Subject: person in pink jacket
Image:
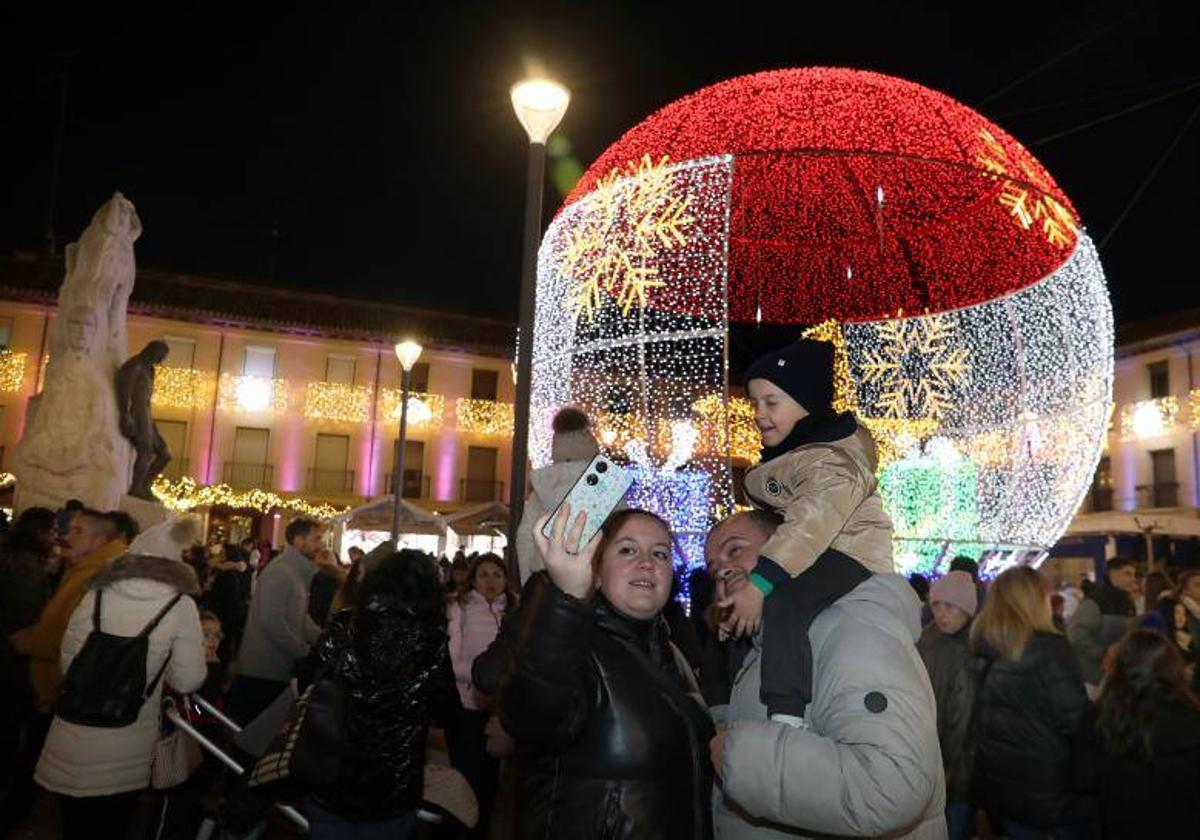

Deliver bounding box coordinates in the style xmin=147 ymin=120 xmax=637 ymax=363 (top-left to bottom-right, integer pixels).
xmin=446 ymin=553 xmax=516 ymax=837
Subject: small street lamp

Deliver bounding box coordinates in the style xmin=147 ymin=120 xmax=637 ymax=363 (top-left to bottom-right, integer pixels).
xmin=507 ymin=77 xmax=570 ymax=578
xmin=391 ymin=339 xmax=423 ymax=542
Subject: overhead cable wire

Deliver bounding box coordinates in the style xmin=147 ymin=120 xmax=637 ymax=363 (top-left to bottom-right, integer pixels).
xmin=978 ymin=2 xmax=1154 ymax=107
xmin=1099 ymin=97 xmax=1200 ymax=249
xmin=1028 ymin=80 xmax=1200 ymax=146
xmin=996 ymin=76 xmax=1200 ymax=118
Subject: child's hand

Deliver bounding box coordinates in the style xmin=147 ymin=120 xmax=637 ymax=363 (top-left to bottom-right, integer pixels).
xmin=718 ymin=580 xmax=764 ymax=639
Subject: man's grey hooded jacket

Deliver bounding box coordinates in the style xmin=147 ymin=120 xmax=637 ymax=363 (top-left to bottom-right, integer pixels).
xmin=714 ymin=574 xmax=947 ymax=839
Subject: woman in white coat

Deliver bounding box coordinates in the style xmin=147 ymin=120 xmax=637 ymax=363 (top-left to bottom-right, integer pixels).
xmin=36 ymin=518 xmax=206 ymax=839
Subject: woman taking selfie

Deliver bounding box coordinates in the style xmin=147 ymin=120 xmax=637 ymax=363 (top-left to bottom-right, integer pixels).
xmin=500 ymin=505 xmax=714 ymax=840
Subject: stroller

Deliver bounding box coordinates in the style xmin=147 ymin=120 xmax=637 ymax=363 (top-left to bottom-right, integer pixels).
xmin=163 ymin=691 xmax=477 ymax=838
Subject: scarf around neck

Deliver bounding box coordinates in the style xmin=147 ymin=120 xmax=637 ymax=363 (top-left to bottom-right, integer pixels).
xmin=759 ymin=410 xmax=858 ymax=464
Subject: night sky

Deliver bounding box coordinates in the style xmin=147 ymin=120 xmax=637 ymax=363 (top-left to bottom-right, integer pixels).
xmin=2 ymin=2 xmax=1197 ymax=327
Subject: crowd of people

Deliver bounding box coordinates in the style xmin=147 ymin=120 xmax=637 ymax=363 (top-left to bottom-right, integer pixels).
xmin=2 ymin=337 xmax=1200 ymax=839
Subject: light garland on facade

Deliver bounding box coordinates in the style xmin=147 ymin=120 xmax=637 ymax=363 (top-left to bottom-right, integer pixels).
xmin=455 ymin=398 xmax=514 ymax=437
xmin=1189 ymin=391 xmax=1200 ymax=432
xmin=1120 ymin=397 xmax=1180 ymax=442
xmin=151 ymin=366 xmax=215 ymax=410
xmin=380 ymin=390 xmax=445 ymax=431
xmin=218 ymin=373 xmax=289 ymax=414
xmin=151 ymin=476 xmax=347 ymax=519
xmin=303 ymin=382 xmax=372 ymax=423
xmin=0 ymin=349 xmax=27 ymax=393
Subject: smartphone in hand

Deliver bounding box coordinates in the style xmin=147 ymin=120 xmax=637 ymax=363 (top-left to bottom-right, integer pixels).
xmin=540 ymin=454 xmax=634 ymax=549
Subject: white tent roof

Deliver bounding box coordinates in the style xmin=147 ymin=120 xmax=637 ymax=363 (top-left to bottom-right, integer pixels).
xmin=443 ymin=502 xmax=510 ymax=537
xmin=1066 ymin=509 xmax=1200 ymax=538
xmin=332 ymin=495 xmax=447 ymax=536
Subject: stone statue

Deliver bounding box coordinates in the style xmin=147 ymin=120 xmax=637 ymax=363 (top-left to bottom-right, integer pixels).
xmin=117 ymin=341 xmax=171 ymax=500
xmin=11 ymin=193 xmax=141 ymax=513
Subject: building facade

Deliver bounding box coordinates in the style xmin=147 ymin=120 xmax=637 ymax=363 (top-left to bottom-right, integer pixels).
xmin=1080 ymin=311 xmax=1200 ymax=516
xmin=0 ymin=255 xmax=516 ymax=543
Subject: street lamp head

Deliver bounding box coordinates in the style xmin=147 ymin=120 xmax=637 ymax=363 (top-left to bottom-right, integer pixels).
xmin=394 ymin=340 xmax=423 ymax=372
xmin=511 ymin=79 xmax=570 ymax=144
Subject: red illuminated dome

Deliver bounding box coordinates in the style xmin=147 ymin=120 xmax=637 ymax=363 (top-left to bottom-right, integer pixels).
xmin=564 ymin=67 xmax=1080 ymax=324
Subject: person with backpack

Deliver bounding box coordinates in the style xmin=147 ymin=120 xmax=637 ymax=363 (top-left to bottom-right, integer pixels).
xmin=34 ymin=517 xmax=206 ymax=839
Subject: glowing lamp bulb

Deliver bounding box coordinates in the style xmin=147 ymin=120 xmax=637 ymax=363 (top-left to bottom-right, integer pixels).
xmin=406 ymin=397 xmax=433 ymax=424
xmin=1131 ymin=401 xmax=1166 ymax=439
xmin=394 ymin=340 xmax=423 ymax=372
xmin=511 ymin=79 xmax=571 ymax=144
xmin=236 ymin=377 xmax=272 ymax=412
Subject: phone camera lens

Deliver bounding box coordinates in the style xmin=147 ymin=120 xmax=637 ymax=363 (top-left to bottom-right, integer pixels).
xmin=596 ymin=461 xmax=608 ymax=473
xmin=586 ymin=474 xmax=599 ymax=486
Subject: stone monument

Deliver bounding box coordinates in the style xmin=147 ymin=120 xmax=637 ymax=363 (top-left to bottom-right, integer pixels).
xmin=11 ymin=192 xmax=141 ymax=513
xmin=117 ymin=340 xmax=172 ymax=500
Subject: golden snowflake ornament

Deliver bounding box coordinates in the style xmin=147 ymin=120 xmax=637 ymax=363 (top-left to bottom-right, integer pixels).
xmin=561 ymin=155 xmax=694 ymax=320
xmin=860 ymin=314 xmax=972 ymax=422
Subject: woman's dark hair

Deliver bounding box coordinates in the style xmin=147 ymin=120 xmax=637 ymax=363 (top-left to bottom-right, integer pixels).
xmin=3 ymin=507 xmax=57 ymax=556
xmin=1097 ymin=629 xmax=1200 ymax=758
xmin=461 ymin=553 xmax=517 ymax=606
xmin=353 ymin=549 xmax=446 ymax=630
xmin=591 ymin=508 xmax=675 ymax=576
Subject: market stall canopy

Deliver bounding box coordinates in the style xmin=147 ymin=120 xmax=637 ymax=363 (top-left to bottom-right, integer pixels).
xmin=333 ymin=495 xmax=447 ymax=536
xmin=1066 ymin=510 xmax=1200 ymax=538
xmin=443 ymin=502 xmax=510 ymax=537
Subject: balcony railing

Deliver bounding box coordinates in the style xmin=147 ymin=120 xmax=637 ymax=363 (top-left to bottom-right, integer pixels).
xmin=223 ymin=462 xmax=273 ymax=489
xmin=386 ymin=472 xmax=430 ymax=500
xmin=307 ymin=468 xmax=356 ymax=496
xmin=160 ymin=457 xmax=191 ymax=482
xmin=1135 ymin=482 xmax=1179 ymax=509
xmin=460 ymin=478 xmax=504 ymax=503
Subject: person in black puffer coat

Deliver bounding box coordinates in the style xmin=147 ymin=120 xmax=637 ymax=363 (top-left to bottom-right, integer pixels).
xmin=1074 ymin=629 xmax=1200 ymax=838
xmin=301 ymin=550 xmax=461 ymax=838
xmin=500 ymin=508 xmax=714 ymax=840
xmin=971 ymin=566 xmax=1096 ymax=838
xmin=203 ymin=544 xmax=251 ymax=662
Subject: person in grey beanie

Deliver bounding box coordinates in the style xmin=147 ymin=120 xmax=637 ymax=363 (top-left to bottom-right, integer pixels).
xmin=515 ymin=406 xmax=605 ymax=585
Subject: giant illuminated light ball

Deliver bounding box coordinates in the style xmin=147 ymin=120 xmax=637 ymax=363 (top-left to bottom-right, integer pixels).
xmin=530 ymin=68 xmax=1112 ymax=576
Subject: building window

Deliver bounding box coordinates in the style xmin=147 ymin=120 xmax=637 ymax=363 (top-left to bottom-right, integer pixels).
xmin=1090 ymin=456 xmax=1112 ymax=512
xmin=154 ymin=419 xmax=189 ymax=480
xmin=463 ymin=445 xmax=499 ymax=502
xmin=325 ymin=356 xmax=356 ymax=384
xmin=242 ymin=346 xmax=277 ymax=378
xmin=310 ymin=433 xmax=352 ymax=494
xmin=1148 ymin=361 xmax=1170 ymax=399
xmin=410 ymin=362 xmax=430 ymax=393
xmin=471 ymin=369 xmax=499 ymax=400
xmin=160 ymin=336 xmax=196 ymax=369
xmin=1147 ymin=449 xmax=1178 ymax=508
xmin=227 ymin=427 xmax=272 ymax=488
xmin=390 ymin=439 xmax=425 ymax=498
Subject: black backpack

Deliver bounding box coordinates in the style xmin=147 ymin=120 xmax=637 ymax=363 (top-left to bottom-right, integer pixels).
xmin=55 ymin=589 xmax=182 ymax=728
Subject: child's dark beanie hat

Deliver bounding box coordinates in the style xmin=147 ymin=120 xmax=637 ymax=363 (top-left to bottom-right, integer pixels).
xmin=744 ymin=339 xmax=836 ymax=415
